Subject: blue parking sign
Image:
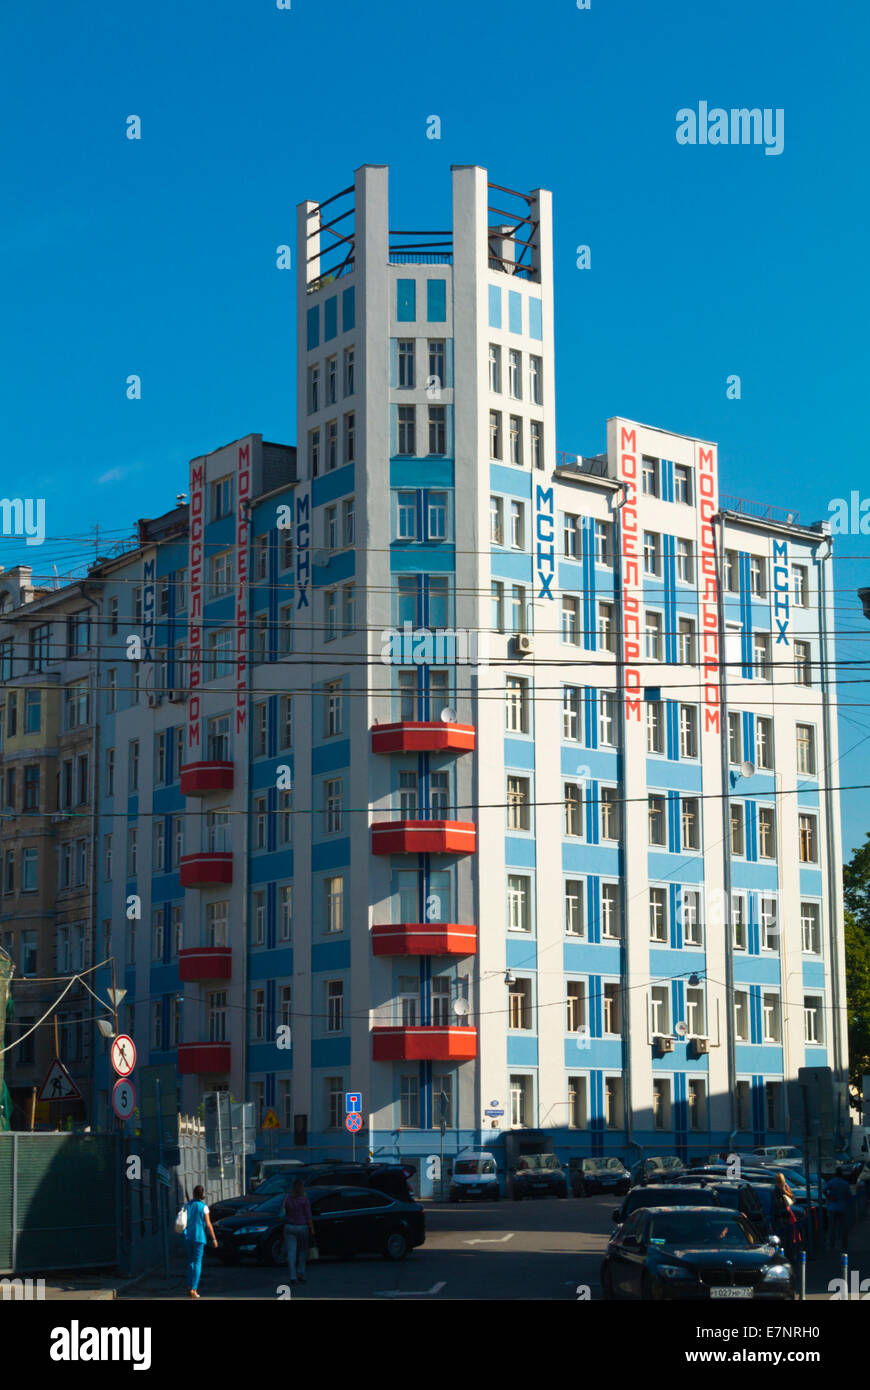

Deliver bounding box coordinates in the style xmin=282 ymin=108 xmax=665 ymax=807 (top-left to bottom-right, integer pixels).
xmin=345 ymin=1092 xmax=362 ymax=1114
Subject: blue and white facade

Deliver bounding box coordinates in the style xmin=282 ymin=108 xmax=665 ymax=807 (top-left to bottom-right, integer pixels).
xmin=89 ymin=165 xmax=846 ymax=1187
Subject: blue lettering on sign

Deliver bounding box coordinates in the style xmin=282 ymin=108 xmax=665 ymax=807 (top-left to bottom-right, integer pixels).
xmin=142 ymin=556 xmax=156 ymax=663
xmin=295 ymin=489 xmax=311 ymax=612
xmin=772 ymin=538 xmax=790 ymax=646
xmin=535 ymin=485 xmax=555 ymax=599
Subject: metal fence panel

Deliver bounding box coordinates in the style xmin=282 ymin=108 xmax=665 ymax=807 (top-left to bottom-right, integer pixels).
xmin=0 ymin=1133 xmax=117 ymax=1275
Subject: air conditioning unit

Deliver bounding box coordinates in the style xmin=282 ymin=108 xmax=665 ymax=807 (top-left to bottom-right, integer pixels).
xmin=692 ymin=1037 xmax=710 ymax=1056
xmin=147 ymin=692 xmax=163 ymax=708
xmin=656 ymin=1036 xmax=675 ymax=1054
xmin=511 ymin=633 xmax=533 ymax=657
xmin=167 ymin=691 xmax=187 ymax=704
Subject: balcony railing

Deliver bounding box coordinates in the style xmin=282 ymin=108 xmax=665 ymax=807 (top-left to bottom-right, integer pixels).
xmin=371 ymin=1025 xmax=477 ymax=1062
xmin=719 ymin=494 xmax=801 ymax=527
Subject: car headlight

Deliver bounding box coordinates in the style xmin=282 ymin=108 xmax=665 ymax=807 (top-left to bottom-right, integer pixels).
xmin=761 ymin=1264 xmax=792 ymax=1282
xmin=658 ymin=1265 xmax=694 ymax=1280
xmin=234 ymin=1225 xmax=271 ymax=1235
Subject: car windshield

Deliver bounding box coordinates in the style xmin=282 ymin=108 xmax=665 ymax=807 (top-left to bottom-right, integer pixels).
xmin=248 ymin=1194 xmax=286 ymax=1214
xmin=256 ymin=1175 xmax=297 ymax=1194
xmin=647 ymin=1157 xmax=683 ymax=1172
xmin=587 ymin=1158 xmax=624 ymax=1172
xmin=649 ymin=1211 xmax=756 ymax=1248
xmin=517 ymin=1154 xmax=561 ymax=1171
xmin=625 ymin=1188 xmax=716 ymax=1215
xmin=455 ymin=1159 xmax=495 ymax=1175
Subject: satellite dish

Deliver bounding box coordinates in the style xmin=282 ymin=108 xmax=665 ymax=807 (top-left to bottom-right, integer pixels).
xmin=453 ymin=998 xmax=470 ymax=1016
xmin=674 ymin=1021 xmax=688 ymax=1038
xmin=440 ymin=707 xmax=458 ymax=724
xmin=741 ymin=760 xmax=756 ymax=778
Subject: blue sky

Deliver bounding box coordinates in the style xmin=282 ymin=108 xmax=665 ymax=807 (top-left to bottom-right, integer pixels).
xmin=1 ymin=0 xmax=868 ymax=852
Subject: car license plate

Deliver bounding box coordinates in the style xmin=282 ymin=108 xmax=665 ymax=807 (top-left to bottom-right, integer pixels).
xmin=710 ymin=1287 xmax=753 ymax=1299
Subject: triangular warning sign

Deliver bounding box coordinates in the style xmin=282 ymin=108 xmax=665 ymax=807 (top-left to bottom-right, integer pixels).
xmin=261 ymin=1108 xmax=281 ymax=1130
xmin=37 ymin=1057 xmax=82 ymax=1102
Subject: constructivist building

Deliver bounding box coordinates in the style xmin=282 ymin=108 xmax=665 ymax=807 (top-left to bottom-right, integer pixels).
xmin=1 ymin=166 xmax=848 ymax=1192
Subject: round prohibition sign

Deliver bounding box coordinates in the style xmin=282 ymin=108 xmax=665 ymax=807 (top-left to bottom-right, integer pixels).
xmin=345 ymin=1113 xmax=363 ymax=1133
xmin=112 ymin=1078 xmax=136 ymax=1120
xmin=111 ymin=1034 xmax=136 ymax=1077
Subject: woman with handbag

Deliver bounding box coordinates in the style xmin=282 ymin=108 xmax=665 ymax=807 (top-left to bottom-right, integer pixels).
xmin=281 ymin=1178 xmax=315 ymax=1284
xmin=183 ymin=1185 xmax=218 ymax=1299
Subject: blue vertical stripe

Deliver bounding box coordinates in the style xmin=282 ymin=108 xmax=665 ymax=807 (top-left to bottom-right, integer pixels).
xmin=488 ymin=285 xmax=501 ymax=328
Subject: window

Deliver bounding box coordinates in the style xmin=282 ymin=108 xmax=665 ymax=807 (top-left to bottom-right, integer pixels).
xmin=29 ymin=623 xmax=51 ymax=671
xmin=326 ymin=356 xmax=337 ymax=404
xmin=801 ymin=901 xmax=821 ymax=954
xmin=749 ymin=556 xmax=767 ymax=597
xmin=650 ymin=985 xmax=670 ymax=1036
xmin=510 ymin=500 xmax=525 ymax=549
xmin=153 ymin=819 xmax=165 ymax=872
xmin=530 ymin=421 xmax=543 ymax=469
xmin=324 ymin=779 xmax=342 ymax=834
xmin=753 ymin=632 xmax=771 ymax=680
xmin=561 ymin=597 xmax=580 ymax=645
xmin=400 ymin=1074 xmax=420 ymax=1128
xmin=21 ymin=847 xmax=37 ymax=892
xmin=681 ymin=797 xmax=700 ymax=850
xmin=645 ymin=611 xmax=663 ymax=661
xmin=593 ymin=520 xmax=612 ymax=567
xmin=734 ymin=990 xmax=750 ymax=1041
xmin=687 ymin=1079 xmax=706 ymax=1131
xmin=568 ymin=1077 xmax=587 ymax=1130
xmin=326 ymin=980 xmax=344 ymax=1033
xmin=652 ymin=1079 xmax=671 ymax=1131
xmin=428 ymin=339 xmax=445 ymax=388
xmin=649 ymin=888 xmax=668 ymax=943
xmin=562 ymin=686 xmax=581 ymax=741
xmin=642 ymin=456 xmax=659 ymax=497
xmin=279 ymin=695 xmax=293 ymax=751
xmin=508 ymin=348 xmax=521 ymax=397
xmin=208 ymin=990 xmax=228 ymax=1042
xmin=489 ymin=410 xmax=502 ymax=459
xmin=794 ymin=639 xmax=812 ymax=687
xmin=529 ymin=355 xmax=542 ymax=404
xmin=758 ymin=807 xmax=776 ymax=859
xmin=105 ymin=748 xmax=115 ymax=796
xmin=564 ymin=782 xmax=583 ymax=838
xmin=397 ymin=405 xmax=416 ymax=455
xmin=686 ymin=986 xmax=706 ymax=1037
xmin=679 ymin=704 xmax=698 ymax=758
xmin=736 ymin=1080 xmax=752 ymax=1130
xmin=603 ymin=984 xmax=622 ymax=1035
xmin=677 ymin=617 xmax=696 ymax=665
xmin=65 ymin=679 xmax=89 ymax=729
xmin=724 ymin=550 xmax=740 ymax=592
xmin=507 ymin=776 xmax=531 ymax=832
xmin=673 ymin=464 xmax=693 ymax=504
xmin=508 ymin=415 xmax=522 ymax=466
xmin=792 ymin=564 xmax=809 ymax=607
xmin=488 ymin=343 xmax=501 ymax=392
xmin=279 ymin=885 xmax=293 ymax=942
xmin=309 ymin=427 xmax=320 ymax=476
xmin=646 ymin=701 xmax=663 ymax=754
xmin=428 ymin=406 xmax=446 ymax=456
xmin=325 ymin=680 xmax=343 ymax=736
xmin=505 ymin=675 xmax=529 ymax=734
xmin=398 ymin=339 xmax=415 ymax=388
xmin=508 ymin=978 xmax=533 ymax=1030
xmin=427 ymin=492 xmax=447 ymax=541
xmin=25 ymin=689 xmax=41 ymax=733
xmin=152 ymin=909 xmax=165 ymax=961
xmin=796 ymin=724 xmax=816 ymax=775
xmin=566 ymin=981 xmax=587 ymax=1033
xmin=682 ymin=888 xmax=703 ymax=945
xmin=128 ymin=739 xmax=140 ymax=792
xmin=600 ymin=786 xmax=620 ymax=841
xmin=308 ymin=363 xmax=320 ymax=413
xmin=728 ymin=712 xmax=742 ymax=765
xmin=604 ymin=1077 xmax=623 ymax=1129
xmin=601 ymin=883 xmax=621 ymax=939
xmin=206 ymin=808 xmax=229 ymax=853
xmin=599 ymin=691 xmax=617 ymax=747
xmin=103 ymin=833 xmax=113 ymax=881
xmin=490 ymin=495 xmax=504 ymax=545
xmin=565 ymin=879 xmax=585 ymax=937
xmin=325 ymin=876 xmax=344 ymax=933
xmin=211 ymin=550 xmax=233 ymax=597
xmin=732 ymin=893 xmax=748 ymax=950
xmin=730 ymin=803 xmax=745 ymax=856
xmin=23 ymin=765 xmax=40 ymax=811
xmin=799 ymin=812 xmax=818 ymax=863
xmin=762 ymin=992 xmax=781 ymax=1042
xmin=643 ymin=531 xmax=661 ymax=576
xmin=507 ymin=874 xmax=531 ymax=933
xmin=598 ymin=602 xmax=616 ymax=653
xmin=803 ymin=996 xmax=823 ymax=1045
xmin=648 ymin=795 xmax=666 ymax=846
xmin=326 ymin=1077 xmax=344 ymax=1130
xmin=206 ymin=901 xmax=229 ymax=947
xmin=761 ymin=896 xmax=779 ymax=951
xmin=675 ymin=538 xmax=694 ymax=584
xmin=755 ymin=716 xmax=773 ymax=770
xmin=563 ymin=512 xmax=580 ymax=559
xmin=207 ymin=627 xmax=233 ymax=678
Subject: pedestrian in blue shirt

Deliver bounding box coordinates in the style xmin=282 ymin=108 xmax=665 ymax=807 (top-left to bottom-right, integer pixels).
xmin=185 ymin=1185 xmax=217 ymax=1299
xmin=825 ymin=1169 xmax=852 ymax=1252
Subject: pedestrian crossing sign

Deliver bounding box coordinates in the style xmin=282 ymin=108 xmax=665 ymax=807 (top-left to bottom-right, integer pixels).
xmin=261 ymin=1108 xmax=281 ymax=1129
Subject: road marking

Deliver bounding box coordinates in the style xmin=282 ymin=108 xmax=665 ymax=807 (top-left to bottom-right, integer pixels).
xmin=464 ymin=1233 xmax=515 ymax=1246
xmin=375 ymin=1281 xmax=446 ymax=1298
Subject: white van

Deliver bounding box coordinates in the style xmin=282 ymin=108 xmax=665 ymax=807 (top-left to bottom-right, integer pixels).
xmin=448 ymin=1152 xmax=500 ymax=1201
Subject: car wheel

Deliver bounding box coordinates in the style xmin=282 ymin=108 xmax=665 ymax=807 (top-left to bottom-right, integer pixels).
xmin=384 ymin=1230 xmax=409 ymax=1261
xmin=269 ymin=1235 xmax=286 ymax=1267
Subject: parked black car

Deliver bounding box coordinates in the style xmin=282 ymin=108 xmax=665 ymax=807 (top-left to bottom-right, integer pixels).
xmin=210 ymin=1161 xmax=415 ymax=1223
xmin=629 ymin=1156 xmax=686 ymax=1186
xmin=612 ymin=1183 xmax=722 ymax=1228
xmin=650 ymin=1174 xmax=770 ymax=1239
xmin=512 ymin=1154 xmax=568 ymax=1199
xmin=572 ymin=1157 xmax=631 ymax=1197
xmin=213 ymin=1184 xmax=425 ymax=1264
xmin=601 ymin=1207 xmax=794 ymax=1301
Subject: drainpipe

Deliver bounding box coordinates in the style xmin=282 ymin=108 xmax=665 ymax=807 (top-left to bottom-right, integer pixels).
xmin=712 ymin=517 xmax=738 ymax=1147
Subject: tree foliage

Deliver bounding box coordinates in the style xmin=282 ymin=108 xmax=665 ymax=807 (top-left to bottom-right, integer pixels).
xmin=844 ymin=833 xmax=870 ymax=1087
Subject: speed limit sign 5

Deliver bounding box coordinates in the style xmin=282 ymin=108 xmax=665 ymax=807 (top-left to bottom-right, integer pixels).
xmin=112 ymin=1078 xmax=136 ymax=1119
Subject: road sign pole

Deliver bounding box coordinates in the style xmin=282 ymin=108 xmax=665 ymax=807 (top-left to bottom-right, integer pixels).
xmin=156 ymin=1077 xmax=168 ymax=1278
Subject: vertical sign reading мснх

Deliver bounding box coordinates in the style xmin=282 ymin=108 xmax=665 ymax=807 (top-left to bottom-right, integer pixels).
xmin=619 ymin=425 xmax=641 ymax=722
xmin=188 ymin=460 xmax=204 ymax=758
xmin=697 ymin=446 xmax=720 ymax=734
xmin=236 ymin=444 xmax=251 ymax=735
xmin=295 ymin=483 xmax=311 ymax=614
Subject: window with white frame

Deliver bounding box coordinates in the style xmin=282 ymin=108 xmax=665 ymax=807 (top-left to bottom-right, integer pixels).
xmin=600 ymin=786 xmax=620 ymax=841
xmin=645 ymin=611 xmax=663 ymax=661
xmin=682 ymin=889 xmax=703 ymax=946
xmin=762 ymin=992 xmax=781 ymax=1042
xmin=681 ymin=797 xmax=700 ymax=851
xmin=801 ymin=901 xmax=821 ymax=954
xmin=653 ymin=1078 xmax=672 ymax=1131
xmin=601 ymin=883 xmax=621 ymax=939
xmin=599 ymin=691 xmax=617 ymax=747
xmin=647 ymin=700 xmax=663 ymax=754
xmin=758 ymin=807 xmax=776 ymax=859
xmin=508 ymin=978 xmax=533 ymax=1030
xmin=673 ymin=464 xmax=693 ymax=504
xmin=799 ymin=812 xmax=818 ymax=863
xmin=650 ymin=985 xmax=670 ymax=1036
xmin=649 ymin=888 xmax=668 ymax=943
xmin=565 ymin=879 xmax=585 ymax=937
xmin=507 ymin=775 xmax=531 ymax=832
xmin=648 ymin=795 xmax=667 ymax=846
xmin=568 ymin=1076 xmax=588 ymax=1130
xmin=564 ymin=782 xmax=583 ymax=837
xmin=677 ymin=617 xmax=697 ymax=665
xmin=602 ymin=984 xmax=622 ymax=1035
xmin=566 ymin=981 xmax=587 ymax=1033
xmin=679 ymin=704 xmax=698 ymax=758
xmin=761 ymin=895 xmax=779 ymax=951
xmin=562 ymin=685 xmax=581 ymax=741
xmin=803 ymin=996 xmax=823 ymax=1044
xmin=796 ymin=724 xmax=816 ymax=775
xmin=505 ymin=675 xmax=529 ymax=734
xmin=675 ymin=538 xmax=694 ymax=583
xmin=687 ymin=1078 xmax=707 ymax=1130
xmin=734 ymin=989 xmax=750 ymax=1041
xmin=732 ymin=892 xmax=748 ymax=949
xmin=728 ymin=711 xmax=742 ymax=765
xmin=685 ymin=986 xmax=706 ymax=1036
xmin=507 ymin=874 xmax=531 ymax=933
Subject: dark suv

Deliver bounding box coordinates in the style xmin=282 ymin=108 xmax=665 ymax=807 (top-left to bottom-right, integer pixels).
xmin=612 ymin=1183 xmax=722 ymax=1229
xmin=210 ymin=1162 xmax=415 ymax=1224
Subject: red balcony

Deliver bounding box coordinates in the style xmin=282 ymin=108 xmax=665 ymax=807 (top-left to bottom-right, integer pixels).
xmin=371 ymin=1026 xmax=478 ymax=1062
xmin=371 ymin=923 xmax=477 ymax=956
xmin=180 ymin=852 xmax=233 ymax=888
xmin=177 ymin=1042 xmax=231 ymax=1074
xmin=371 ymin=722 xmax=476 ymax=755
xmin=180 ymin=761 xmax=235 ymax=795
xmin=178 ymin=947 xmax=233 ymax=982
xmin=371 ymin=820 xmax=476 ymax=856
